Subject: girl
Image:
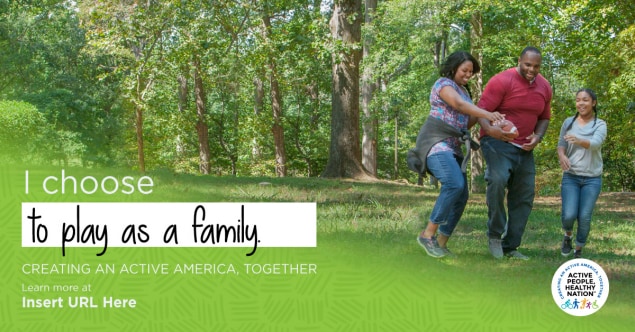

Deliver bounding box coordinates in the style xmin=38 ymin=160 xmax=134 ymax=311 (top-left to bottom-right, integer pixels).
xmin=557 ymin=88 xmax=607 ymax=258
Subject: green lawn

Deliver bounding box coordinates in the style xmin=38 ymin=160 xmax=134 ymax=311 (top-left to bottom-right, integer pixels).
xmin=151 ymin=171 xmax=635 ymax=319
xmin=8 ymin=167 xmax=635 ymax=330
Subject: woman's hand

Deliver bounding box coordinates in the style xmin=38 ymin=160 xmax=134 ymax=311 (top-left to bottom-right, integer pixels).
xmin=558 ymin=155 xmax=571 ymax=171
xmin=557 ymin=147 xmax=570 ymax=171
xmin=564 ymin=134 xmax=579 ymax=145
xmin=487 ymin=112 xmax=505 ymax=123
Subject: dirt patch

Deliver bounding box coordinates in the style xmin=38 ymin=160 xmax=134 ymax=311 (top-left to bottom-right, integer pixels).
xmin=596 ymin=192 xmax=635 ymax=213
xmin=535 ymin=192 xmax=635 ymax=213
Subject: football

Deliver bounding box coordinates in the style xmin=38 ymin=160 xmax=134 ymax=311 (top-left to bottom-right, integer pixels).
xmin=494 ymin=119 xmax=519 ymax=138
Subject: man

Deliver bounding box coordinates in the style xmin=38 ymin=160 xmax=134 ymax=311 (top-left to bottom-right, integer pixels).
xmin=477 ymin=46 xmax=552 ymax=260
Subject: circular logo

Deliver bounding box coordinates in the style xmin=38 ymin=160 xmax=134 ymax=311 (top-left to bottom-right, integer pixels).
xmin=551 ymin=258 xmax=609 ymax=316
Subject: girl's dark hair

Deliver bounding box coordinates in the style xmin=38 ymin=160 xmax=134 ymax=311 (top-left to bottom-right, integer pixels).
xmin=567 ymin=88 xmax=598 ymax=131
xmin=439 ymin=51 xmax=480 ymax=80
xmin=439 ymin=51 xmax=479 ymax=98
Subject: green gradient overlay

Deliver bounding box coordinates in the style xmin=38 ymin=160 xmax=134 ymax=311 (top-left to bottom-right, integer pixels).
xmin=1 ymin=165 xmax=633 ymax=331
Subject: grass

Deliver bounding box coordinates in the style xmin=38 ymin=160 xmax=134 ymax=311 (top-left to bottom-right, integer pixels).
xmin=150 ymin=171 xmax=635 ymax=281
xmin=13 ymin=166 xmax=635 ymax=329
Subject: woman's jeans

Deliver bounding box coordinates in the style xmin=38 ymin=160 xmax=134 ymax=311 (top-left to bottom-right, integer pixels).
xmin=561 ymin=172 xmax=602 ymax=248
xmin=426 ymin=151 xmax=468 ymax=237
xmin=480 ymin=137 xmax=535 ymax=251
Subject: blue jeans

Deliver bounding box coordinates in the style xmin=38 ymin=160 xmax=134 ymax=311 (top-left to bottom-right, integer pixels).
xmin=561 ymin=173 xmax=602 ymax=248
xmin=481 ymin=137 xmax=536 ymax=251
xmin=426 ymin=151 xmax=469 ymax=237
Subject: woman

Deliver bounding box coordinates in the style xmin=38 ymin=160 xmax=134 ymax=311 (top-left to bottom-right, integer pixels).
xmin=416 ymin=51 xmax=504 ymax=258
xmin=558 ymin=88 xmax=607 ymax=258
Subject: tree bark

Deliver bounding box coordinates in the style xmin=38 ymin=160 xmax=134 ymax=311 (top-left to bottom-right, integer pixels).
xmin=322 ymin=0 xmax=372 ymax=180
xmin=262 ymin=15 xmax=287 ymax=177
xmin=432 ymin=31 xmax=448 ymax=68
xmin=470 ymin=11 xmax=485 ymax=193
xmin=193 ymin=55 xmax=211 ymax=175
xmin=134 ymin=101 xmax=145 ymax=173
xmin=393 ymin=112 xmax=398 ymax=178
xmin=361 ymin=0 xmax=378 ymax=176
xmin=177 ymin=67 xmax=189 ymax=113
xmin=269 ymin=66 xmax=287 ymax=177
xmin=252 ymin=77 xmax=264 ymax=159
xmin=176 ymin=66 xmax=189 ymax=156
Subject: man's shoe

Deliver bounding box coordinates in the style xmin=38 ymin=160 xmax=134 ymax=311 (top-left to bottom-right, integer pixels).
xmin=417 ymin=236 xmax=446 ymax=258
xmin=561 ymin=236 xmax=573 ymax=256
xmin=574 ymin=249 xmax=582 ymax=258
xmin=505 ymin=250 xmax=529 ymax=260
xmin=488 ymin=238 xmax=504 ymax=259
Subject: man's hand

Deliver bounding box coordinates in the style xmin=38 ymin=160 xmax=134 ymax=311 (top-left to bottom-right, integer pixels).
xmin=521 ymin=134 xmax=541 ymax=151
xmin=487 ymin=125 xmax=515 ymax=142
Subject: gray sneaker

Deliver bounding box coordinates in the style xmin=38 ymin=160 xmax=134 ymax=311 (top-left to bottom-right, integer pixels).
xmin=574 ymin=249 xmax=582 ymax=258
xmin=505 ymin=250 xmax=529 ymax=260
xmin=561 ymin=236 xmax=573 ymax=256
xmin=417 ymin=236 xmax=446 ymax=258
xmin=439 ymin=247 xmax=455 ymax=257
xmin=488 ymin=238 xmax=504 ymax=259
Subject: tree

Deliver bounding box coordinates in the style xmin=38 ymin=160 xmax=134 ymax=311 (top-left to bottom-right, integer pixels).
xmin=261 ymin=12 xmax=287 ymax=177
xmin=0 ymin=1 xmax=122 ymax=166
xmin=193 ymin=54 xmax=211 ymax=174
xmin=361 ymin=0 xmax=379 ymax=176
xmin=3 ymin=0 xmax=634 ymax=188
xmin=469 ymin=10 xmax=485 ymax=193
xmin=322 ymin=0 xmax=373 ymax=179
xmin=0 ymin=100 xmax=50 ymax=162
xmin=79 ymin=0 xmax=170 ymax=172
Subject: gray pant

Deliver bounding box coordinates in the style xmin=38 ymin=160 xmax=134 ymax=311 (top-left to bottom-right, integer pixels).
xmin=481 ymin=137 xmax=536 ymax=252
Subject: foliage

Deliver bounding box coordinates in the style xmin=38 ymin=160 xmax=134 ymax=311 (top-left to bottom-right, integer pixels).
xmin=0 ymin=0 xmax=634 ymax=189
xmin=0 ymin=100 xmax=50 ymax=161
xmin=543 ymin=0 xmax=635 ymax=191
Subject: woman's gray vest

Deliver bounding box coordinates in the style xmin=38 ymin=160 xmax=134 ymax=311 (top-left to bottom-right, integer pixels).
xmin=407 ymin=116 xmax=480 ymax=184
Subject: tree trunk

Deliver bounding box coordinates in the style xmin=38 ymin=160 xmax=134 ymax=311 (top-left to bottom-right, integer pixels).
xmin=432 ymin=31 xmax=448 ymax=68
xmin=361 ymin=0 xmax=378 ymax=176
xmin=193 ymin=55 xmax=211 ymax=175
xmin=294 ymin=95 xmax=313 ymax=176
xmin=470 ymin=11 xmax=485 ymax=193
xmin=269 ymin=66 xmax=287 ymax=177
xmin=393 ymin=112 xmax=398 ymax=179
xmin=134 ymin=101 xmax=145 ymax=173
xmin=177 ymin=67 xmax=189 ymax=113
xmin=214 ymin=92 xmax=238 ymax=176
xmin=262 ymin=15 xmax=287 ymax=177
xmin=252 ymin=76 xmax=264 ymax=159
xmin=322 ymin=0 xmax=372 ymax=180
xmin=176 ymin=66 xmax=189 ymax=156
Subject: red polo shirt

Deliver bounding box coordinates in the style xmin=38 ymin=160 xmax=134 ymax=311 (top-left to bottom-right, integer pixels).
xmin=478 ymin=68 xmax=552 ymax=145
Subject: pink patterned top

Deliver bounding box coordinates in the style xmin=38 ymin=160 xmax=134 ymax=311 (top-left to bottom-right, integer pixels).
xmin=428 ymin=77 xmax=471 ymax=157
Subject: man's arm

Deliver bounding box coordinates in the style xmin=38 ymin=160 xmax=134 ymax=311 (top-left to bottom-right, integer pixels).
xmin=477 ymin=71 xmax=512 ymax=141
xmin=522 ymin=119 xmax=549 ymax=151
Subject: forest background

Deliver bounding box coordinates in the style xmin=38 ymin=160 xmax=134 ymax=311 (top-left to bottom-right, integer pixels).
xmin=1 ymin=0 xmax=634 ymax=193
